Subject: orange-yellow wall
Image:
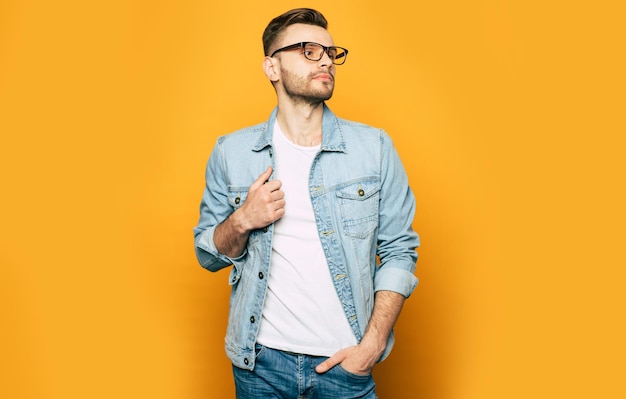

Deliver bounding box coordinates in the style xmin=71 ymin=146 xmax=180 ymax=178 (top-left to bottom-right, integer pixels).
xmin=1 ymin=0 xmax=624 ymax=398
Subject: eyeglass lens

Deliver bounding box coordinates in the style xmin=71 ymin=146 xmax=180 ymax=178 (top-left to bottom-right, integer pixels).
xmin=304 ymin=43 xmax=346 ymax=65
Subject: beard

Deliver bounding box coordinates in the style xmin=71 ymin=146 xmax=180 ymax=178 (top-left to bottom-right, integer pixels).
xmin=280 ymin=67 xmax=334 ymax=106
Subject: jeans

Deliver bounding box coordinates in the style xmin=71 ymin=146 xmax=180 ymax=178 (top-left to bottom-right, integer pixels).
xmin=232 ymin=344 xmax=377 ymax=399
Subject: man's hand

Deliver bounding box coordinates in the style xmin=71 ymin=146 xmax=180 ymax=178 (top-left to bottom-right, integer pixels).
xmin=315 ymin=342 xmax=382 ymax=376
xmin=315 ymin=291 xmax=406 ymax=376
xmin=214 ymin=166 xmax=284 ymax=258
xmin=238 ymin=166 xmax=285 ymax=231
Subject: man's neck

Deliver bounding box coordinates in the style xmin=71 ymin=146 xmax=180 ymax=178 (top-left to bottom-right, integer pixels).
xmin=275 ymin=101 xmax=324 ymax=147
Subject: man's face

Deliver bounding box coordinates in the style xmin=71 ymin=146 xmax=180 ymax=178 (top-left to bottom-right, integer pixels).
xmin=270 ymin=24 xmax=337 ymax=104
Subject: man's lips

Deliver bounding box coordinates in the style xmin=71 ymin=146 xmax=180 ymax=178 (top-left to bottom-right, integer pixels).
xmin=313 ymin=73 xmax=334 ymax=82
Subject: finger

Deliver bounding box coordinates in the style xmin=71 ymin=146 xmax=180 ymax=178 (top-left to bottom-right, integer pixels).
xmin=315 ymin=352 xmax=344 ymax=374
xmin=273 ymin=205 xmax=286 ymax=220
xmin=273 ymin=198 xmax=286 ymax=209
xmin=249 ymin=166 xmax=273 ymax=190
xmin=269 ymin=188 xmax=285 ymax=200
xmin=264 ymin=179 xmax=282 ymax=193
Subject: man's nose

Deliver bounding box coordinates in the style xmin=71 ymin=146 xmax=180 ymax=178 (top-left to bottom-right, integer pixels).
xmin=318 ymin=49 xmax=333 ymax=67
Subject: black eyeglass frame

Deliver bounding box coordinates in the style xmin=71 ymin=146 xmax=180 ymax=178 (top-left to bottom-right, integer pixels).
xmin=269 ymin=42 xmax=349 ymax=65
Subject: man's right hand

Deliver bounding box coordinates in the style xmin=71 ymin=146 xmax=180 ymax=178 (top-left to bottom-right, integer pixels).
xmin=238 ymin=166 xmax=285 ymax=231
xmin=213 ymin=166 xmax=284 ymax=258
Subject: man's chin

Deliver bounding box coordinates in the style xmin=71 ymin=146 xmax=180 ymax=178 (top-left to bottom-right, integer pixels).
xmin=316 ymin=87 xmax=334 ymax=101
xmin=286 ymin=87 xmax=334 ymax=104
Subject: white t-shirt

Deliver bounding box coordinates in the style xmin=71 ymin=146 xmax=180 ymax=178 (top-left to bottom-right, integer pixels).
xmin=256 ymin=122 xmax=357 ymax=356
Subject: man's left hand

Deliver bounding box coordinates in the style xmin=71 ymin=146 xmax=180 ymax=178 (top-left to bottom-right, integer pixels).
xmin=315 ymin=343 xmax=381 ymax=376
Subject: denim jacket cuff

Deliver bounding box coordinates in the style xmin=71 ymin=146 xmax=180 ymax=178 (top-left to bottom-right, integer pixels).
xmin=195 ymin=225 xmax=245 ymax=271
xmin=374 ymin=266 xmax=419 ymax=298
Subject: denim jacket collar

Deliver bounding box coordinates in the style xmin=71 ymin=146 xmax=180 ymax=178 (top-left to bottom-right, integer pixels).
xmin=252 ymin=103 xmax=346 ymax=153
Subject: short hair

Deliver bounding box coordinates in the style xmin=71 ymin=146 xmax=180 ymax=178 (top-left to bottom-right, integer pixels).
xmin=262 ymin=8 xmax=328 ymax=56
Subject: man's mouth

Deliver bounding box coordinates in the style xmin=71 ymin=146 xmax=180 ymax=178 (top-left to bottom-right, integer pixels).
xmin=313 ymin=73 xmax=333 ymax=82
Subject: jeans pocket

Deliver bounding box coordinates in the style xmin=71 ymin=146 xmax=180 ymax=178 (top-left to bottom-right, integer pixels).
xmin=336 ymin=364 xmax=372 ymax=380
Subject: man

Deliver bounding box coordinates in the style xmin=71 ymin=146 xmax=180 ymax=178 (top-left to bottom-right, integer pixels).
xmin=194 ymin=8 xmax=419 ymax=399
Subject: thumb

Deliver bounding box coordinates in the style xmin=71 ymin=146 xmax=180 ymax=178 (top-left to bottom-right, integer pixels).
xmin=249 ymin=166 xmax=273 ymax=190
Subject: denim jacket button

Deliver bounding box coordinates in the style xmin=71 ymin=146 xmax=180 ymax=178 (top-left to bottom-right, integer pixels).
xmin=358 ymin=189 xmax=365 ymax=196
xmin=244 ymin=358 xmax=249 ymax=365
xmin=250 ymin=316 xmax=255 ymax=323
xmin=234 ymin=196 xmax=241 ymax=204
xmin=258 ymin=272 xmax=264 ymax=279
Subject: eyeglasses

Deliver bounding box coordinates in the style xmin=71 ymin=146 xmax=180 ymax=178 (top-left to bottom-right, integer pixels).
xmin=270 ymin=42 xmax=349 ymax=65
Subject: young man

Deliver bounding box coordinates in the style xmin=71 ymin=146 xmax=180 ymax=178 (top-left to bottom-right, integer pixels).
xmin=194 ymin=8 xmax=420 ymax=399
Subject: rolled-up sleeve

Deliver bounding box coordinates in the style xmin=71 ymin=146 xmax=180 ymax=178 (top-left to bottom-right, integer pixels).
xmin=374 ymin=131 xmax=420 ymax=297
xmin=193 ymin=138 xmax=240 ymax=272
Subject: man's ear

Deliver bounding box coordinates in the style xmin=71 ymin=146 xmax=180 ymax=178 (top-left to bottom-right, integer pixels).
xmin=263 ymin=56 xmax=280 ymax=82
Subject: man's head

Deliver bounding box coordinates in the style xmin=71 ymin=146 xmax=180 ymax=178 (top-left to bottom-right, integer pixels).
xmin=262 ymin=9 xmax=348 ymax=106
xmin=262 ymin=8 xmax=328 ymax=57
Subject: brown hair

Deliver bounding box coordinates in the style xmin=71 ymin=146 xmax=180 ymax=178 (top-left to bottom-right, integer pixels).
xmin=262 ymin=8 xmax=328 ymax=56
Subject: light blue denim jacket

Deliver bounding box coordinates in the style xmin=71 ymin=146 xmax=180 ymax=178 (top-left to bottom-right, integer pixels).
xmin=194 ymin=105 xmax=419 ymax=371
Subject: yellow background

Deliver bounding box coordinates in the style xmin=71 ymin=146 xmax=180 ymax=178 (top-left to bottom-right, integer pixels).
xmin=1 ymin=0 xmax=624 ymax=397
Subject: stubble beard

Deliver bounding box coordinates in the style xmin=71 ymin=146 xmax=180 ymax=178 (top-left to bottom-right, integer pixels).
xmin=281 ymin=67 xmax=334 ymax=106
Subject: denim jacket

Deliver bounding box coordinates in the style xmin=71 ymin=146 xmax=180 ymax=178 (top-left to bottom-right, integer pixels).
xmin=194 ymin=105 xmax=419 ymax=371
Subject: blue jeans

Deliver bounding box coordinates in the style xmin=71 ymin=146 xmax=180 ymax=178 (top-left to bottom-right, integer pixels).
xmin=232 ymin=344 xmax=377 ymax=399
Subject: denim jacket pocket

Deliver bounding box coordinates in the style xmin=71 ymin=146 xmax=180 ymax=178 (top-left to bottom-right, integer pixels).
xmin=227 ymin=189 xmax=248 ymax=209
xmin=336 ymin=180 xmax=380 ymax=238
